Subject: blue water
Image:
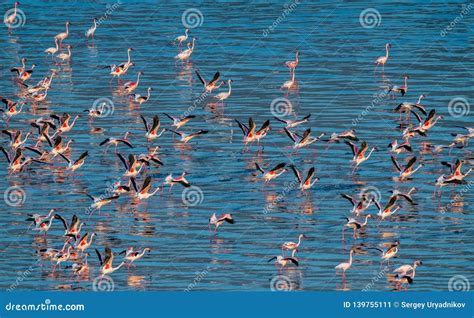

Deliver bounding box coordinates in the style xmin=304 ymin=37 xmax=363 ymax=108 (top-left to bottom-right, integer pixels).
xmin=0 ymin=0 xmax=472 ymax=291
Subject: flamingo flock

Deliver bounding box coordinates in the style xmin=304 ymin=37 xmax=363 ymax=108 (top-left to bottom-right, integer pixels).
xmin=1 ymin=3 xmax=472 ymax=292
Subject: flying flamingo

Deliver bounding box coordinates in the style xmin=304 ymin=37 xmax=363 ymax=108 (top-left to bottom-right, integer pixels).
xmin=95 ymin=247 xmax=125 ymax=276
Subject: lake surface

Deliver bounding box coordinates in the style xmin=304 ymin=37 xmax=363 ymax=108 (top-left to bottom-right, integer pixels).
xmin=0 ymin=0 xmax=472 ymax=292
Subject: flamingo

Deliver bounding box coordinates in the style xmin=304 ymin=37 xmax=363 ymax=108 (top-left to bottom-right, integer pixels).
xmin=166 ymin=129 xmax=208 ymax=143
xmin=343 ymin=215 xmax=371 ymax=240
xmin=45 ymin=38 xmax=60 ymax=58
xmin=281 ymin=234 xmax=306 ymax=255
xmin=214 ymin=79 xmax=232 ymax=102
xmin=335 ymin=249 xmax=355 ymax=279
xmin=163 ymin=113 xmax=195 ymax=129
xmin=95 ymin=247 xmax=125 ymax=276
xmin=195 ymin=70 xmax=222 ymax=92
xmin=85 ymin=18 xmax=97 ymax=39
xmin=130 ymin=87 xmax=152 ymax=104
xmin=281 ymin=68 xmax=296 ymax=89
xmin=208 ymin=213 xmax=234 ymax=233
xmin=391 ymin=156 xmax=423 ymax=181
xmin=130 ymin=176 xmax=161 ymax=200
xmin=175 ymin=38 xmax=196 ymax=61
xmin=388 ymin=75 xmax=409 ymax=98
xmin=56 ymin=45 xmax=72 ymax=62
xmin=268 ymin=255 xmax=299 ymax=270
xmin=274 ymin=114 xmax=311 ymax=129
xmin=290 ymin=165 xmax=319 ymax=191
xmin=76 ymin=232 xmax=96 ymax=254
xmin=345 ymin=141 xmax=377 ymax=173
xmin=55 ymin=21 xmax=71 ymax=48
xmin=100 ymin=132 xmax=133 ymax=152
xmin=58 ymin=151 xmax=88 ymax=172
xmin=4 ymin=2 xmax=20 ymax=31
xmin=175 ymin=28 xmax=189 ymax=46
xmin=284 ymin=128 xmax=325 ymax=149
xmin=255 ymin=162 xmax=287 ymax=182
xmin=119 ymin=247 xmax=151 ymax=267
xmin=123 ymin=71 xmax=143 ymax=93
xmin=374 ymin=43 xmax=391 ymax=72
xmin=141 ymin=115 xmax=166 ymax=141
xmin=285 ymin=50 xmax=299 ymax=75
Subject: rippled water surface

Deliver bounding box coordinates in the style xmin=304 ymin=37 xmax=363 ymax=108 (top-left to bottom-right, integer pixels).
xmin=0 ymin=0 xmax=473 ymax=291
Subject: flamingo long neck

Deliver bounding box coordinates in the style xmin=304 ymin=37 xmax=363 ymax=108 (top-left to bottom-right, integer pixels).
xmin=191 ymin=39 xmax=195 ymax=50
xmin=385 ymin=45 xmax=389 ymax=58
xmin=290 ymin=69 xmax=295 ymax=82
xmin=156 ymin=129 xmax=166 ymax=138
xmin=113 ymin=262 xmax=125 ymax=272
xmin=391 ymin=206 xmax=400 ymax=215
xmin=87 ymin=234 xmax=95 ymax=246
xmin=297 ymin=236 xmax=302 ymax=246
xmin=404 ymin=77 xmax=408 ymax=87
xmin=146 ymin=88 xmax=151 ymax=99
xmin=362 ymin=215 xmax=370 ymax=226
xmin=21 ymin=59 xmax=25 ymax=69
xmin=464 ymin=168 xmax=472 ymax=177
xmin=67 ymin=47 xmax=71 ymax=57
xmin=70 ymin=115 xmax=79 ymax=127
xmin=93 ymin=19 xmax=97 ymax=28
xmin=65 ymin=23 xmax=69 ymax=35
xmin=227 ymin=81 xmax=232 ymax=95
xmin=14 ymin=3 xmax=17 ymax=14
xmin=127 ymin=50 xmax=131 ymax=64
xmin=136 ymin=73 xmax=141 ymax=85
xmin=417 ymin=95 xmax=424 ymax=104
xmin=150 ymin=187 xmax=160 ymax=196
xmin=412 ymin=165 xmax=423 ymax=174
xmin=138 ymin=249 xmax=148 ymax=258
xmin=366 ymin=147 xmax=376 ymax=159
xmin=431 ymin=116 xmax=442 ymax=126
xmin=55 ymin=39 xmax=59 ymax=50
xmin=295 ymin=51 xmax=299 ymax=63
xmin=348 ymin=251 xmax=353 ymax=265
